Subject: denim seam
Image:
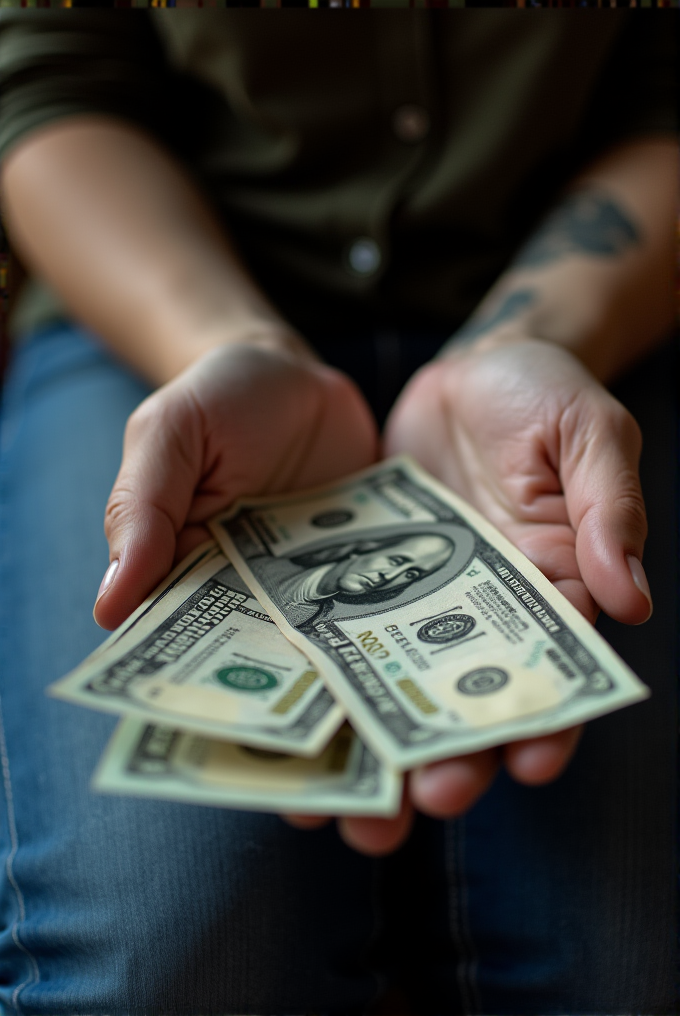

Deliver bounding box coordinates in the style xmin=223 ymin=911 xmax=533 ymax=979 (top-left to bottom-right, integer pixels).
xmin=0 ymin=696 xmax=41 ymax=1014
xmin=444 ymin=818 xmax=481 ymax=1015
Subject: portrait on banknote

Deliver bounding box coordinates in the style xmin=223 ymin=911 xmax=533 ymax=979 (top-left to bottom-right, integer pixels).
xmin=246 ymin=521 xmax=477 ymax=628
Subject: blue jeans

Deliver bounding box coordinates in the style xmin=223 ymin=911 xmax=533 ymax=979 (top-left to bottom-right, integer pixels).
xmin=0 ymin=324 xmax=675 ymax=1015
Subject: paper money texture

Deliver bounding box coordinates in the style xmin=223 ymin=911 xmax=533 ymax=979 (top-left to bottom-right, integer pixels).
xmin=50 ymin=542 xmax=344 ymax=757
xmin=94 ymin=719 xmax=402 ymax=817
xmin=210 ymin=457 xmax=649 ymax=770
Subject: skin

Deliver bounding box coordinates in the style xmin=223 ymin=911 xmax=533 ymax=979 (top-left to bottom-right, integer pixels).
xmin=317 ymin=535 xmax=453 ymax=597
xmin=287 ymin=333 xmax=650 ymax=853
xmin=1 ymin=120 xmax=675 ymax=857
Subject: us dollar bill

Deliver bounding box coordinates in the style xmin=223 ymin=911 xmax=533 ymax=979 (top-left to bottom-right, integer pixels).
xmin=209 ymin=457 xmax=650 ymax=770
xmin=94 ymin=719 xmax=402 ymax=817
xmin=49 ymin=541 xmax=344 ymax=758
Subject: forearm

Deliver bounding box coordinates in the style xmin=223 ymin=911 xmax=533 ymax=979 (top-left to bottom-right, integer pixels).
xmin=0 ymin=117 xmax=311 ymax=386
xmin=447 ymin=137 xmax=678 ymax=383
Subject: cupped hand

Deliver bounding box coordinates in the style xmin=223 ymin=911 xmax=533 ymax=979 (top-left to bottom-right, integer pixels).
xmin=323 ymin=334 xmax=651 ymax=855
xmin=93 ymin=342 xmax=378 ymax=629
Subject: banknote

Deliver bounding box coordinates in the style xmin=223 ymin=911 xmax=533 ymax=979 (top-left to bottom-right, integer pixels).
xmin=94 ymin=719 xmax=402 ymax=817
xmin=84 ymin=540 xmax=223 ymax=660
xmin=50 ymin=541 xmax=344 ymax=757
xmin=210 ymin=457 xmax=649 ymax=770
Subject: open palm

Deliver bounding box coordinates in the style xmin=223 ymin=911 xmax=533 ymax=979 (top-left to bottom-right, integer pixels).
xmin=329 ymin=336 xmax=651 ymax=855
xmin=94 ymin=343 xmax=378 ymax=630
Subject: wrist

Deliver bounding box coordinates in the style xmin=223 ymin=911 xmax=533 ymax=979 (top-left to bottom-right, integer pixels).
xmin=439 ymin=289 xmax=615 ymax=381
xmin=136 ymin=307 xmax=316 ymax=386
xmin=186 ymin=319 xmax=316 ymax=369
xmin=132 ymin=252 xmax=319 ymax=384
xmin=438 ymin=321 xmax=545 ymax=364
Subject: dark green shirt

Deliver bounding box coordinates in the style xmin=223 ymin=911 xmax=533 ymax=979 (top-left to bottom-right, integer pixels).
xmin=0 ymin=10 xmax=676 ymax=342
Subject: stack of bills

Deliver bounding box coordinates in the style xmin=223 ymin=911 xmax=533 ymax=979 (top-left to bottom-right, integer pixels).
xmin=50 ymin=457 xmax=649 ymax=818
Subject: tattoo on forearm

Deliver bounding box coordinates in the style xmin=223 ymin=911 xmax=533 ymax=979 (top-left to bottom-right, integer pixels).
xmin=444 ymin=288 xmax=537 ymax=351
xmin=439 ymin=191 xmax=640 ymax=357
xmin=512 ymin=190 xmax=642 ymax=268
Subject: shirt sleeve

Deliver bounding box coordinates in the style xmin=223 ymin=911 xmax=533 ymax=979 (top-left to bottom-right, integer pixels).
xmin=0 ymin=11 xmax=180 ymax=164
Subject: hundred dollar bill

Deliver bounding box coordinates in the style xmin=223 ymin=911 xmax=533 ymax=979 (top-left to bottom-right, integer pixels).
xmin=209 ymin=457 xmax=649 ymax=770
xmin=94 ymin=719 xmax=402 ymax=817
xmin=49 ymin=541 xmax=344 ymax=757
xmin=84 ymin=540 xmax=223 ymax=661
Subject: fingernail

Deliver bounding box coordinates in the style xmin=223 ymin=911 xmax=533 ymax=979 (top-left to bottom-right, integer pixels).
xmin=626 ymin=555 xmax=653 ymax=621
xmin=96 ymin=559 xmax=119 ymax=603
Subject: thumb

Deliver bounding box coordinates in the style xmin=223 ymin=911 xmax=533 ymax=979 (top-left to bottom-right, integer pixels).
xmin=93 ymin=393 xmax=202 ymax=630
xmin=562 ymin=393 xmax=651 ymax=626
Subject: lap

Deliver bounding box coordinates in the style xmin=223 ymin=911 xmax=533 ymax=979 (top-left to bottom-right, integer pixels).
xmin=0 ymin=323 xmax=675 ymax=1014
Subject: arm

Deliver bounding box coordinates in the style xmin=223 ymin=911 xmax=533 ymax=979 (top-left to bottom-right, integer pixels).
xmin=386 ymin=136 xmax=676 ymax=629
xmin=444 ymin=136 xmax=678 ymax=382
xmin=0 ymin=117 xmax=312 ymax=384
xmin=330 ymin=137 xmax=677 ymax=856
xmin=0 ymin=118 xmax=378 ymax=626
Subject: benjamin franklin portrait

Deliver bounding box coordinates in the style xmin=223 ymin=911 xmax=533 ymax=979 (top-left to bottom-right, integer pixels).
xmin=251 ymin=523 xmax=477 ymax=628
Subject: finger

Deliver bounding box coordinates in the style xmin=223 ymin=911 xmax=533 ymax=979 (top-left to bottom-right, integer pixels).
xmin=94 ymin=392 xmax=202 ymax=629
xmin=503 ymin=725 xmax=583 ymax=785
xmin=337 ymin=794 xmax=414 ymax=857
xmin=561 ymin=395 xmax=651 ymax=625
xmin=282 ymin=814 xmax=333 ymax=831
xmin=410 ymin=748 xmax=500 ymax=819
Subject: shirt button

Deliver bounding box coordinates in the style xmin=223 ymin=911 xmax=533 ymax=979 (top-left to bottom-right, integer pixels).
xmin=348 ymin=238 xmax=381 ymax=276
xmin=392 ymin=104 xmax=430 ymax=144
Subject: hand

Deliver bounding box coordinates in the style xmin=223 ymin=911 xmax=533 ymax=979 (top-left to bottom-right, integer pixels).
xmin=311 ymin=334 xmax=651 ymax=856
xmin=93 ymin=342 xmax=378 ymax=629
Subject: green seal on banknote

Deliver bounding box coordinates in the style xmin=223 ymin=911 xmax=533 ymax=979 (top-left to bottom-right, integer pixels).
xmin=215 ymin=666 xmax=279 ymax=692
